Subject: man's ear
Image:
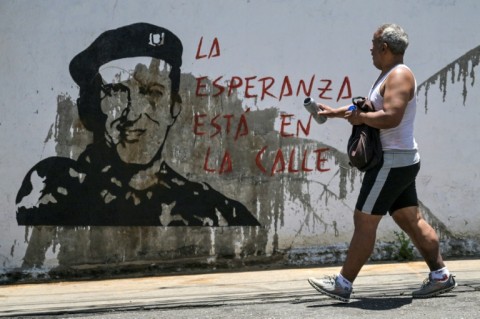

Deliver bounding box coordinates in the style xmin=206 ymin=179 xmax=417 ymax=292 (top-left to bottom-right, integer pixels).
xmin=382 ymin=42 xmax=388 ymax=52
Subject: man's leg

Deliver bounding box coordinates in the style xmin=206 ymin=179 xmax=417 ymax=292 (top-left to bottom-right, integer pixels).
xmin=307 ymin=209 xmax=382 ymax=302
xmin=392 ymin=206 xmax=457 ymax=298
xmin=391 ymin=206 xmax=444 ymax=271
xmin=340 ymin=209 xmax=383 ymax=282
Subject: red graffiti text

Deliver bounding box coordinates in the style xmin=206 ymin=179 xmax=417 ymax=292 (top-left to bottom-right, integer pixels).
xmin=195 ymin=75 xmax=352 ymax=102
xmin=256 ymin=146 xmax=330 ymax=176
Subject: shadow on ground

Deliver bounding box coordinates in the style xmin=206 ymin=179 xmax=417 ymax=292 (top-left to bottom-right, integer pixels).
xmin=306 ymin=293 xmax=460 ymax=311
xmin=307 ymin=297 xmax=412 ymax=310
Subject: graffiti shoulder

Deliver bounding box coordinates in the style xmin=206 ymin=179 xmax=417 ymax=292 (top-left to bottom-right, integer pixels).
xmin=197 ymin=181 xmax=260 ymax=226
xmin=15 ymin=157 xmax=84 ymax=210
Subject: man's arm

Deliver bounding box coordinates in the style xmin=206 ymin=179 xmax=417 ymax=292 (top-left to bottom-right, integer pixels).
xmin=317 ymin=103 xmax=352 ymax=119
xmin=348 ymin=67 xmax=415 ymax=129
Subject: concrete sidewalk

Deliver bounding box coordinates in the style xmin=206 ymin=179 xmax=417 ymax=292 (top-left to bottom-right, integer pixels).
xmin=1 ymin=259 xmax=479 ymax=317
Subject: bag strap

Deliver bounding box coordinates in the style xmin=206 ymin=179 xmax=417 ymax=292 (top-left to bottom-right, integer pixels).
xmin=352 ymin=96 xmax=376 ymax=112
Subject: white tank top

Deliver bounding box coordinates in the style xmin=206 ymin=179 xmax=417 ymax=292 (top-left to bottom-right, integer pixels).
xmin=368 ymin=64 xmax=418 ymax=151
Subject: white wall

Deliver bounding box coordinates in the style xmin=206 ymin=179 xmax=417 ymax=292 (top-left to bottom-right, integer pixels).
xmin=1 ymin=0 xmax=479 ymax=279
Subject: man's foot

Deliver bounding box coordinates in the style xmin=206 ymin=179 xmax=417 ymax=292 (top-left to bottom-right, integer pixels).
xmin=412 ymin=274 xmax=457 ymax=298
xmin=308 ymin=276 xmax=352 ymax=302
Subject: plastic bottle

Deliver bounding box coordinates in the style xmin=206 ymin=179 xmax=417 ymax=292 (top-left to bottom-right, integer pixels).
xmin=303 ymin=97 xmax=327 ymax=124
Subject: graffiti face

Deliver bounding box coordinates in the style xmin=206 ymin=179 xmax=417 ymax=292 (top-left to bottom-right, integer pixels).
xmin=100 ymin=59 xmax=174 ymax=165
xmin=16 ymin=23 xmax=260 ymax=227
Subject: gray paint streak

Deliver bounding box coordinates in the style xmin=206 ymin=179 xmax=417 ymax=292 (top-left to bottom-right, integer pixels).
xmin=418 ymin=45 xmax=480 ymax=111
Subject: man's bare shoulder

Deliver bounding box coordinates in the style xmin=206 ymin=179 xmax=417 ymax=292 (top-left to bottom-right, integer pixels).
xmin=388 ymin=65 xmax=415 ymax=85
xmin=382 ymin=65 xmax=416 ymax=100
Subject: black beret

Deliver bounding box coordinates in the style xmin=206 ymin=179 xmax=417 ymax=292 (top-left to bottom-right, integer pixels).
xmin=69 ymin=23 xmax=183 ymax=93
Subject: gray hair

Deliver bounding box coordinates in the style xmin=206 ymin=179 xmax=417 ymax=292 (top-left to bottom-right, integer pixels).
xmin=378 ymin=24 xmax=409 ymax=55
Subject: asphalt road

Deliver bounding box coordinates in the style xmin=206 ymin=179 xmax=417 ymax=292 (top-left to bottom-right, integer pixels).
xmin=38 ymin=289 xmax=478 ymax=319
xmin=2 ymin=259 xmax=479 ymax=319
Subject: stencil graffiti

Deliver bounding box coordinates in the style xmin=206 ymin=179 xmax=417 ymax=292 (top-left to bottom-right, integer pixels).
xmin=15 ymin=23 xmax=260 ymax=227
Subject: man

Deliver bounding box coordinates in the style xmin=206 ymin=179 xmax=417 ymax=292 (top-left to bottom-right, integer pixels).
xmin=307 ymin=24 xmax=456 ymax=301
xmin=16 ymin=23 xmax=260 ymax=227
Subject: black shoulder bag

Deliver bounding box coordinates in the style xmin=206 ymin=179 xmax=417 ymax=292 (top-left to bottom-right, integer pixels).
xmin=347 ymin=97 xmax=383 ymax=171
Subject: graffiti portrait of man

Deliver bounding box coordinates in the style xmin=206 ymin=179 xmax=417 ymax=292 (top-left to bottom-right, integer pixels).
xmin=15 ymin=23 xmax=260 ymax=227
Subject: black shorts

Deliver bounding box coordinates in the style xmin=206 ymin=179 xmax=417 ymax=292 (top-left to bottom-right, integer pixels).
xmin=356 ymin=150 xmax=421 ymax=215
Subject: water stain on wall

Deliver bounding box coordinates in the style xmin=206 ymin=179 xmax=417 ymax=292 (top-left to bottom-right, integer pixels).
xmin=21 ymin=72 xmax=360 ymax=272
xmin=418 ymin=45 xmax=480 ymax=111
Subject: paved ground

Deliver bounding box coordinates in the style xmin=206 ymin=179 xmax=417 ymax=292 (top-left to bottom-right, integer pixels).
xmin=1 ymin=259 xmax=479 ymax=318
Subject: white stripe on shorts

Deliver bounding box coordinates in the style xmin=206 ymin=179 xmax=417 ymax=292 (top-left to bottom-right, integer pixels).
xmin=362 ymin=150 xmax=419 ymax=213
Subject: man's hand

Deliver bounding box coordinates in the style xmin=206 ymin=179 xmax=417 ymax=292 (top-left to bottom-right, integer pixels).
xmin=345 ymin=109 xmax=365 ymax=126
xmin=318 ymin=103 xmax=349 ymax=119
